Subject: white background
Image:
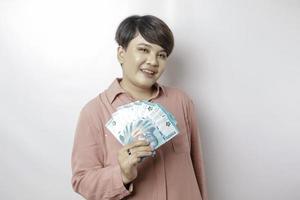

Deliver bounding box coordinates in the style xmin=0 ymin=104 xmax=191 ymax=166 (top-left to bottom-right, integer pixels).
xmin=1 ymin=0 xmax=299 ymax=199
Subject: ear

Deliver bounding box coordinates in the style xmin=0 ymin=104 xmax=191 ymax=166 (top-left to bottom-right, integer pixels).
xmin=117 ymin=46 xmax=126 ymax=65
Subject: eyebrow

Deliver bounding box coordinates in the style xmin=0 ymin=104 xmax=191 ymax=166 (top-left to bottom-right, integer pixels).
xmin=137 ymin=43 xmax=166 ymax=53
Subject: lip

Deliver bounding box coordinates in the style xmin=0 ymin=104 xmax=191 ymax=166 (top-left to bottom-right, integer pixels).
xmin=140 ymin=68 xmax=158 ymax=74
xmin=140 ymin=68 xmax=157 ymax=78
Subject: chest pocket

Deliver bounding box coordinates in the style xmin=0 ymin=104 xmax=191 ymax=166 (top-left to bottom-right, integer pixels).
xmin=171 ymin=128 xmax=190 ymax=153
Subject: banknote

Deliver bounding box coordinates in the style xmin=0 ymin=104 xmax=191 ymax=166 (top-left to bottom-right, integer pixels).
xmin=105 ymin=100 xmax=179 ymax=149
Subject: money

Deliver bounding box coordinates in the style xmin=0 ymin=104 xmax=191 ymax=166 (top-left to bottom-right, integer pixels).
xmin=105 ymin=100 xmax=179 ymax=149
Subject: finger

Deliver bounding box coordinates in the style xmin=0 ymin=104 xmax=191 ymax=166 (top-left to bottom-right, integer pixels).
xmin=128 ymin=156 xmax=141 ymax=166
xmin=124 ymin=151 xmax=153 ymax=167
xmin=132 ymin=151 xmax=153 ymax=159
xmin=129 ymin=146 xmax=153 ymax=155
xmin=123 ymin=140 xmax=150 ymax=150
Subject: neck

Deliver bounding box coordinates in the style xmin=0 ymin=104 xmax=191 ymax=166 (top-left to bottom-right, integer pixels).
xmin=119 ymin=79 xmax=156 ymax=100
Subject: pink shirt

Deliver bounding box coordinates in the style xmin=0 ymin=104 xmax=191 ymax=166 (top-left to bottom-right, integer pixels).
xmin=71 ymin=78 xmax=208 ymax=200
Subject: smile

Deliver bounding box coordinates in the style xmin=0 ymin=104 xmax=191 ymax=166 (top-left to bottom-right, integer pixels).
xmin=141 ymin=69 xmax=155 ymax=75
xmin=140 ymin=68 xmax=157 ymax=78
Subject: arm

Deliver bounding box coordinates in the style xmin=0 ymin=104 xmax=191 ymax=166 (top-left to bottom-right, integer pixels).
xmin=71 ymin=108 xmax=132 ymax=200
xmin=187 ymin=99 xmax=209 ymax=200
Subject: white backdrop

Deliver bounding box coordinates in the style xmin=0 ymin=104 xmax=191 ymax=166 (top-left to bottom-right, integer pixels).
xmin=1 ymin=0 xmax=300 ymax=199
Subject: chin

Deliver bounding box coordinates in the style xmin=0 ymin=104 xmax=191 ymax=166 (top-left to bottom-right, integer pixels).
xmin=136 ymin=79 xmax=156 ymax=89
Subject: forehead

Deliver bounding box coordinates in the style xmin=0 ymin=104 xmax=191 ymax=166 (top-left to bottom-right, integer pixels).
xmin=128 ymin=33 xmax=165 ymax=52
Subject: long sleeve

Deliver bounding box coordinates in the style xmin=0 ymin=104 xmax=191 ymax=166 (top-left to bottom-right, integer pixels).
xmin=71 ymin=107 xmax=132 ymax=200
xmin=187 ymin=99 xmax=209 ymax=200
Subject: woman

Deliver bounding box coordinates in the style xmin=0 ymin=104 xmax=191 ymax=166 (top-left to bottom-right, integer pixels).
xmin=71 ymin=15 xmax=208 ymax=200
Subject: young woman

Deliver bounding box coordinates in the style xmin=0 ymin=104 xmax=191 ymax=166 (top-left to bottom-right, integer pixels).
xmin=71 ymin=15 xmax=208 ymax=200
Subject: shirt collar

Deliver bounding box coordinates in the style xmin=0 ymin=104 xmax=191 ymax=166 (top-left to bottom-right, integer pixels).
xmin=106 ymin=78 xmax=167 ymax=104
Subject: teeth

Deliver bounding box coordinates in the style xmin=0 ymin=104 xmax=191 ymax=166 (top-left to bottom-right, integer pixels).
xmin=142 ymin=69 xmax=154 ymax=74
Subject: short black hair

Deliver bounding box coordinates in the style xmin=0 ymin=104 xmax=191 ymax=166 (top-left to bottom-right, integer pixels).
xmin=115 ymin=15 xmax=174 ymax=56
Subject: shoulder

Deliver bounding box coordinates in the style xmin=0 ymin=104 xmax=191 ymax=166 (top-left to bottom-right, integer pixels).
xmin=78 ymin=95 xmax=104 ymax=122
xmin=80 ymin=96 xmax=99 ymax=113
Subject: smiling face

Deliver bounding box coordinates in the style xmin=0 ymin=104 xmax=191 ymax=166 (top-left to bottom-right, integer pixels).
xmin=117 ymin=33 xmax=168 ymax=91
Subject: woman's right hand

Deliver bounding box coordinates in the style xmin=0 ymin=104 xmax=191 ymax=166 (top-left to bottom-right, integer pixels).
xmin=117 ymin=139 xmax=153 ymax=184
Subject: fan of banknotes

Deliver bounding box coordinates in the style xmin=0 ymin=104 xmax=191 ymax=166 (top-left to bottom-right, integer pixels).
xmin=105 ymin=100 xmax=179 ymax=149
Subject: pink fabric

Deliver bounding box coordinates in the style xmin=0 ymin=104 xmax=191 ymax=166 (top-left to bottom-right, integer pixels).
xmin=71 ymin=78 xmax=208 ymax=200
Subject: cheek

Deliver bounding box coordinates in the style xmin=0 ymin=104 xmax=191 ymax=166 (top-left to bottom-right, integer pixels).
xmin=158 ymin=63 xmax=167 ymax=72
xmin=131 ymin=53 xmax=145 ymax=63
xmin=136 ymin=56 xmax=147 ymax=66
xmin=129 ymin=58 xmax=145 ymax=71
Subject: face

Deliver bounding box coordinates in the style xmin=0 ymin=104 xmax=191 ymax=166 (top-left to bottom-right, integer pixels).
xmin=117 ymin=33 xmax=168 ymax=90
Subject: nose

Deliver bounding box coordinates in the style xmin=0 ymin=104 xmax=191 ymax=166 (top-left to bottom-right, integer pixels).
xmin=146 ymin=53 xmax=159 ymax=66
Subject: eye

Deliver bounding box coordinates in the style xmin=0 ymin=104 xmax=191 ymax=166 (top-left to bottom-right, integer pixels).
xmin=138 ymin=48 xmax=149 ymax=53
xmin=158 ymin=54 xmax=167 ymax=59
